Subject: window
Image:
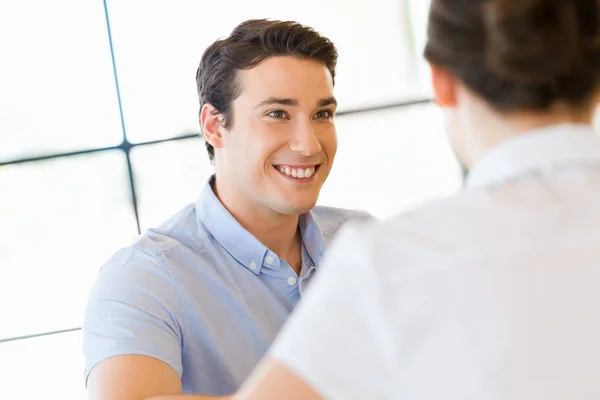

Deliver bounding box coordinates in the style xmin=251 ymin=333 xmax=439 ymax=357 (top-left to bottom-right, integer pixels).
xmin=0 ymin=331 xmax=86 ymax=399
xmin=130 ymin=139 xmax=213 ymax=231
xmin=0 ymin=0 xmax=123 ymax=161
xmin=320 ymin=103 xmax=461 ymax=219
xmin=105 ymin=0 xmax=425 ymax=143
xmin=0 ymin=151 xmax=138 ymax=340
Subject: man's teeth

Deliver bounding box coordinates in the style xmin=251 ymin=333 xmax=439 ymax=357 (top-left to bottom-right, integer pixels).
xmin=278 ymin=166 xmax=316 ymax=179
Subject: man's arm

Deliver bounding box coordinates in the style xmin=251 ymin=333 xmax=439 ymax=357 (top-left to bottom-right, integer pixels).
xmin=84 ymin=248 xmax=199 ymax=399
xmin=234 ymin=358 xmax=321 ymax=400
xmin=87 ymin=355 xmax=181 ymax=399
xmin=87 ymin=354 xmax=232 ymax=400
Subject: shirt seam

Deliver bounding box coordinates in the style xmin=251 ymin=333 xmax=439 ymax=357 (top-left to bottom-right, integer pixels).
xmin=133 ymin=243 xmax=190 ymax=346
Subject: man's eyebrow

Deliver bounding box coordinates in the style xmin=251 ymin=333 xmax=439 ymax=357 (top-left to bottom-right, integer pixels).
xmin=317 ymin=97 xmax=337 ymax=107
xmin=255 ymin=97 xmax=299 ymax=108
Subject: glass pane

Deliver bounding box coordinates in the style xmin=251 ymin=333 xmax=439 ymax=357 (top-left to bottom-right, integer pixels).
xmin=0 ymin=331 xmax=86 ymax=399
xmin=130 ymin=139 xmax=214 ymax=232
xmin=408 ymin=0 xmax=434 ymax=96
xmin=0 ymin=151 xmax=138 ymax=340
xmin=0 ymin=0 xmax=123 ymax=162
xmin=318 ymin=103 xmax=463 ymax=219
xmin=106 ymin=0 xmax=423 ymax=143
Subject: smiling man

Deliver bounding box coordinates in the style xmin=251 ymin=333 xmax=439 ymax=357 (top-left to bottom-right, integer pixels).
xmin=83 ymin=19 xmax=371 ymax=399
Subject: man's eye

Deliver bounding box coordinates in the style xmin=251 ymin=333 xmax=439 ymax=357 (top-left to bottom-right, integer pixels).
xmin=267 ymin=110 xmax=287 ymax=119
xmin=315 ymin=110 xmax=333 ymax=119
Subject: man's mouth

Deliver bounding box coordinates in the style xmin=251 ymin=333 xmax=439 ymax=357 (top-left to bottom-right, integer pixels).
xmin=273 ymin=164 xmax=320 ymax=180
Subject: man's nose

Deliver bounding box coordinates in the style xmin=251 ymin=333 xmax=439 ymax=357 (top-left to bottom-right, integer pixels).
xmin=288 ymin=120 xmax=321 ymax=156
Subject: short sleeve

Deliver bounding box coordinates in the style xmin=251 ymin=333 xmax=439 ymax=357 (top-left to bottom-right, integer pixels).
xmin=82 ymin=246 xmax=184 ymax=385
xmin=269 ymin=222 xmax=399 ymax=400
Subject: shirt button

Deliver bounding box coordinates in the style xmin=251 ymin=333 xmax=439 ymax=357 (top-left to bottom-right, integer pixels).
xmin=265 ymin=255 xmax=275 ymax=264
xmin=287 ymin=277 xmax=297 ymax=286
xmin=249 ymin=261 xmax=258 ymax=271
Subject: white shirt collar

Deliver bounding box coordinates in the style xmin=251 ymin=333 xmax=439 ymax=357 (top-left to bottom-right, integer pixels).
xmin=466 ymin=123 xmax=600 ymax=189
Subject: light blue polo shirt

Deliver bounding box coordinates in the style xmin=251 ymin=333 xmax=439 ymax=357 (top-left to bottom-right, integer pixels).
xmin=83 ymin=176 xmax=371 ymax=396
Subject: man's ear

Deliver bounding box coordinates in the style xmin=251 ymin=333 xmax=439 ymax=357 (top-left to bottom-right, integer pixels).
xmin=200 ymin=103 xmax=225 ymax=150
xmin=429 ymin=62 xmax=458 ymax=108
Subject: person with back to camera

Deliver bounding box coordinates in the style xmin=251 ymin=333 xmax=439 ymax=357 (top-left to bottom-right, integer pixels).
xmin=232 ymin=0 xmax=600 ymax=399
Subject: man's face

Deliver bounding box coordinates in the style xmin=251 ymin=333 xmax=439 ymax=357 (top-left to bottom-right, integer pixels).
xmin=217 ymin=56 xmax=337 ymax=216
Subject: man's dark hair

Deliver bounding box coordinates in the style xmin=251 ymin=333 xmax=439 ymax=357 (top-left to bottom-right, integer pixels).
xmin=196 ymin=19 xmax=338 ymax=162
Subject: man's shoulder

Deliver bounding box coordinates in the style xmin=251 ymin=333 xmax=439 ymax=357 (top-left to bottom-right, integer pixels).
xmin=133 ymin=203 xmax=210 ymax=258
xmin=311 ymin=205 xmax=374 ymax=222
xmin=311 ymin=205 xmax=374 ymax=239
xmin=97 ymin=202 xmax=214 ymax=278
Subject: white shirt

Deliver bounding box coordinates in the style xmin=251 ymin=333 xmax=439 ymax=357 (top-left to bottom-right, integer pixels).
xmin=270 ymin=124 xmax=600 ymax=400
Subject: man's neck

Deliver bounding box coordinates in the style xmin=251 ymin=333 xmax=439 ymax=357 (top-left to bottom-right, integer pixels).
xmin=212 ymin=178 xmax=303 ymax=274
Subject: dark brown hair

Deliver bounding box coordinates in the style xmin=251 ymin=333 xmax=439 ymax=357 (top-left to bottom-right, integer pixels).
xmin=196 ymin=19 xmax=338 ymax=162
xmin=424 ymin=0 xmax=600 ymax=112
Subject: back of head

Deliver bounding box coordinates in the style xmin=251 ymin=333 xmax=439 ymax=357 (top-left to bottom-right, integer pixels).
xmin=196 ymin=19 xmax=338 ymax=162
xmin=424 ymin=0 xmax=600 ymax=111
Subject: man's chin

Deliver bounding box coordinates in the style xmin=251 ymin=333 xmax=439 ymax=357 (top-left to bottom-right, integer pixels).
xmin=276 ymin=199 xmax=318 ymax=216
